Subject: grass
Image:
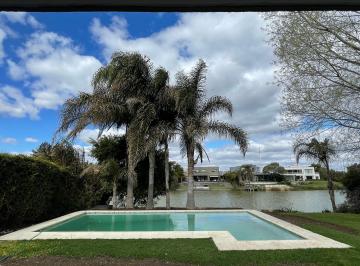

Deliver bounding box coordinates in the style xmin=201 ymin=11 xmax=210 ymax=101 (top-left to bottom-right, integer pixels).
xmin=290 ymin=180 xmax=344 ymax=191
xmin=1 ymin=212 xmax=360 ymax=265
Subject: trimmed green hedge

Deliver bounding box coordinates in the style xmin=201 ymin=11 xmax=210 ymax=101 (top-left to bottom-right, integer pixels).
xmin=0 ymin=154 xmax=81 ymax=229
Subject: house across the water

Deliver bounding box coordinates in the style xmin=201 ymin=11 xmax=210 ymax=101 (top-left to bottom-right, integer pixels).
xmin=193 ymin=166 xmax=221 ymax=182
xmin=283 ymin=165 xmax=320 ymax=181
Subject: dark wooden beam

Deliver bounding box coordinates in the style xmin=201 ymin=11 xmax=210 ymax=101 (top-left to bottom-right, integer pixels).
xmin=0 ymin=0 xmax=359 ymax=12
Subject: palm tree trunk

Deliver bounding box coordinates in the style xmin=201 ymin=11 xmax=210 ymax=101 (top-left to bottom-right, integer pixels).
xmin=146 ymin=148 xmax=156 ymax=209
xmin=112 ymin=178 xmax=118 ymax=209
xmin=126 ymin=155 xmax=135 ymax=209
xmin=164 ymin=140 xmax=170 ymax=209
xmin=186 ymin=143 xmax=195 ymax=209
xmin=325 ymin=162 xmax=337 ymax=211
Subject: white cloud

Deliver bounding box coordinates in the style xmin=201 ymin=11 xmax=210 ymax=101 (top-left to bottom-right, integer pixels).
xmin=0 ymin=28 xmax=6 ymax=61
xmin=90 ymin=13 xmax=294 ymax=169
xmin=2 ymin=137 xmax=17 ymax=144
xmin=0 ymin=86 xmax=39 ymax=118
xmin=0 ymin=12 xmax=43 ymax=61
xmin=4 ymin=31 xmax=102 ymax=113
xmin=25 ymin=137 xmax=38 ymax=143
xmin=1 ymin=12 xmax=43 ymax=29
xmin=7 ymin=59 xmax=26 ymax=80
xmin=77 ymin=127 xmax=126 ymax=144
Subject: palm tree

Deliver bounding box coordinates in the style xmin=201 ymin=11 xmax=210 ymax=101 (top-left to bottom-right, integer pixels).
xmin=57 ymin=52 xmax=154 ymax=209
xmin=174 ymin=60 xmax=248 ymax=209
xmin=128 ymin=68 xmax=177 ymax=209
xmin=294 ymin=138 xmax=337 ymax=211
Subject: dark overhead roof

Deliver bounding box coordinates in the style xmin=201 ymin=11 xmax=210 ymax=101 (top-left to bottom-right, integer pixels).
xmin=1 ymin=0 xmax=359 ymax=12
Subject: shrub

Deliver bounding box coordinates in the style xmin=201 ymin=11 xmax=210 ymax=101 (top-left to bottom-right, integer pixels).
xmin=341 ymin=163 xmax=360 ymax=213
xmin=0 ymin=154 xmax=82 ymax=230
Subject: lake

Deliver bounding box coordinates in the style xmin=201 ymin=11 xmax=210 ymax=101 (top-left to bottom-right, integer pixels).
xmin=155 ymin=190 xmax=346 ymax=212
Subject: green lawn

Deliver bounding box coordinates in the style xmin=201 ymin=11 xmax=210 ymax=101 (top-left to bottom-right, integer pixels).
xmin=1 ymin=212 xmax=360 ymax=265
xmin=290 ymin=180 xmax=344 ymax=191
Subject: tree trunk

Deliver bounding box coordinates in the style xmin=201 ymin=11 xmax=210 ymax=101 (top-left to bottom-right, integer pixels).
xmin=164 ymin=140 xmax=170 ymax=210
xmin=326 ymin=162 xmax=337 ymax=211
xmin=186 ymin=143 xmax=195 ymax=209
xmin=125 ymin=127 xmax=134 ymax=209
xmin=112 ymin=178 xmax=118 ymax=209
xmin=146 ymin=148 xmax=156 ymax=209
xmin=126 ymin=155 xmax=135 ymax=209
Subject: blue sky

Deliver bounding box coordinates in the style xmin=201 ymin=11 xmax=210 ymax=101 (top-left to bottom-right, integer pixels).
xmin=0 ymin=12 xmax=179 ymax=153
xmin=0 ymin=12 xmax=300 ymax=170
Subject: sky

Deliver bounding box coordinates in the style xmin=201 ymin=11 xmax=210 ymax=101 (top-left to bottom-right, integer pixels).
xmin=0 ymin=11 xmax=312 ymax=171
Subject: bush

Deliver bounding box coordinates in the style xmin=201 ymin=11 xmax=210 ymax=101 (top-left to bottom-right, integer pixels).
xmin=341 ymin=163 xmax=360 ymax=213
xmin=0 ymin=154 xmax=82 ymax=230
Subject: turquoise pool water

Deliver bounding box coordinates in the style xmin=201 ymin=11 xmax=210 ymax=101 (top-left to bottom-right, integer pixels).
xmin=40 ymin=212 xmax=302 ymax=241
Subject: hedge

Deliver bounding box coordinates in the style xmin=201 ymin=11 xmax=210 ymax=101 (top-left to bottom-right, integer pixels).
xmin=0 ymin=154 xmax=81 ymax=230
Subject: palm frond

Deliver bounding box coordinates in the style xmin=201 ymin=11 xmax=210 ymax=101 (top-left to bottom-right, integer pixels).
xmin=207 ymin=121 xmax=248 ymax=155
xmin=200 ymin=96 xmax=233 ymax=117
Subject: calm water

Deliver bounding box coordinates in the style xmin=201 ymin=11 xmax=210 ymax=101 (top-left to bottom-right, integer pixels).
xmin=40 ymin=212 xmax=301 ymax=240
xmin=156 ymin=190 xmax=346 ymax=212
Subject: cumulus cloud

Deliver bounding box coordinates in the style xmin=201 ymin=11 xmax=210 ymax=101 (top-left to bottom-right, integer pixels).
xmin=90 ymin=13 xmax=281 ymax=136
xmin=1 ymin=12 xmax=43 ymax=29
xmin=1 ymin=137 xmax=17 ymax=144
xmin=0 ymin=86 xmax=39 ymax=118
xmin=0 ymin=28 xmax=6 ymax=60
xmin=14 ymin=31 xmax=102 ymax=109
xmin=77 ymin=127 xmax=126 ymax=144
xmin=25 ymin=137 xmax=38 ymax=143
xmin=89 ymin=13 xmax=294 ymax=169
xmin=0 ymin=12 xmax=43 ymax=61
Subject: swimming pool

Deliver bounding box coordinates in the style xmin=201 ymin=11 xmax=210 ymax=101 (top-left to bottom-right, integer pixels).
xmin=0 ymin=210 xmax=350 ymax=251
xmin=39 ymin=212 xmax=301 ymax=241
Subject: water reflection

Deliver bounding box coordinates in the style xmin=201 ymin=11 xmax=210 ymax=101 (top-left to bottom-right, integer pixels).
xmin=156 ymin=190 xmax=346 ymax=212
xmin=187 ymin=214 xmax=195 ymax=231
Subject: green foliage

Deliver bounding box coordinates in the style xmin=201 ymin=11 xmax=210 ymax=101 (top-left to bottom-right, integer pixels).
xmin=78 ymin=165 xmax=110 ymax=209
xmin=90 ymin=135 xmax=127 ymax=164
xmin=311 ymin=163 xmax=345 ymax=181
xmin=32 ymin=141 xmax=85 ymax=175
xmin=170 ymin=162 xmax=185 ymax=185
xmin=263 ymin=162 xmax=285 ymax=174
xmin=343 ymin=164 xmax=360 ymax=191
xmin=0 ymin=154 xmax=82 ymax=230
xmin=222 ymin=171 xmax=239 ymax=186
xmin=341 ymin=164 xmax=360 ymax=213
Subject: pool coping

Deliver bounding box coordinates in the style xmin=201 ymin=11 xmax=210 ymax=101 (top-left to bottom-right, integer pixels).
xmin=0 ymin=210 xmax=351 ymax=251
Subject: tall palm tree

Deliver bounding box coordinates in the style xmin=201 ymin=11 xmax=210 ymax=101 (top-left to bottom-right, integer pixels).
xmin=294 ymin=138 xmax=337 ymax=211
xmin=57 ymin=52 xmax=154 ymax=209
xmin=128 ymin=68 xmax=177 ymax=209
xmin=175 ymin=60 xmax=248 ymax=209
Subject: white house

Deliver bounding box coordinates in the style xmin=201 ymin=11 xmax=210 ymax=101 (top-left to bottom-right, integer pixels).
xmin=283 ymin=165 xmax=320 ymax=181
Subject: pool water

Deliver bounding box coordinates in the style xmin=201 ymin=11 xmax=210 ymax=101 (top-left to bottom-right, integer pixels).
xmin=40 ymin=212 xmax=302 ymax=241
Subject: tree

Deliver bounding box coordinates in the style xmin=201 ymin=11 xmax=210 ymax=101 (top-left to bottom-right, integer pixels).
xmin=171 ymin=163 xmax=185 ymax=184
xmin=239 ymin=165 xmax=255 ymax=183
xmin=222 ymin=171 xmax=239 ymax=186
xmin=57 ymin=52 xmax=160 ymax=209
xmin=265 ymin=12 xmax=360 ymax=153
xmin=175 ymin=59 xmax=248 ymax=209
xmin=32 ymin=141 xmax=85 ymax=175
xmin=90 ymin=135 xmax=127 ymax=209
xmin=294 ymin=138 xmax=337 ymax=211
xmin=263 ymin=162 xmax=285 ymax=174
xmin=342 ymin=163 xmax=360 ymax=212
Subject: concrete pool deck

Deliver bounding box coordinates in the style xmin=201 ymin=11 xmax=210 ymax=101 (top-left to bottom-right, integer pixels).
xmin=0 ymin=210 xmax=351 ymax=251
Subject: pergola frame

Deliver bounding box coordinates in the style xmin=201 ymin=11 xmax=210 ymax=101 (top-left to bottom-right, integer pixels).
xmin=0 ymin=0 xmax=359 ymax=12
